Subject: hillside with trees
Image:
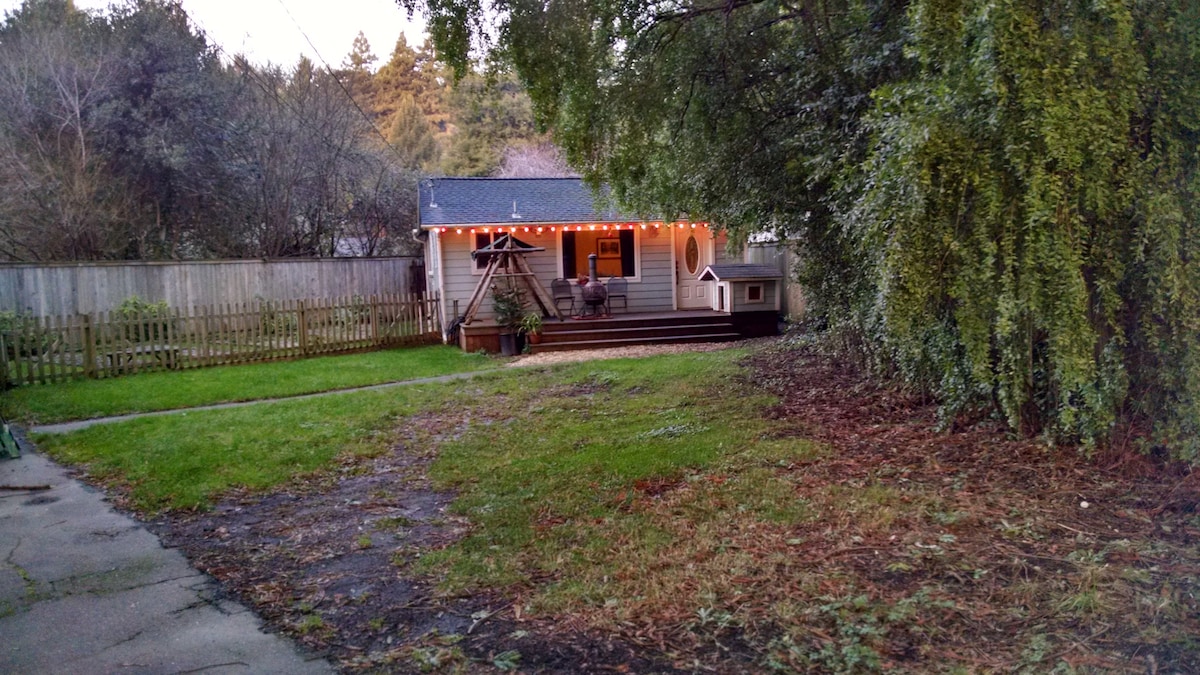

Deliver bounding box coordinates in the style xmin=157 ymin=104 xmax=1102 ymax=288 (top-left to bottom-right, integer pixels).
xmin=346 ymin=31 xmax=571 ymax=178
xmin=0 ymin=0 xmax=563 ymax=263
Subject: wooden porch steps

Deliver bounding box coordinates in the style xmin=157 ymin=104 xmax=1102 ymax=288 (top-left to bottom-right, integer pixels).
xmin=531 ymin=313 xmax=739 ymax=352
xmin=532 ymin=332 xmax=741 ymax=352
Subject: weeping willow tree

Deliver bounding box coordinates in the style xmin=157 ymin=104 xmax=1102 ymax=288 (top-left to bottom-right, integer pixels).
xmin=853 ymin=0 xmax=1200 ymax=454
xmin=412 ymin=0 xmax=1200 ymax=458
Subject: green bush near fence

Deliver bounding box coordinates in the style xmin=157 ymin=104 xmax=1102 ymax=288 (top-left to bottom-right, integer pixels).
xmin=0 ymin=310 xmax=49 ymax=358
xmin=114 ymin=296 xmax=172 ymax=341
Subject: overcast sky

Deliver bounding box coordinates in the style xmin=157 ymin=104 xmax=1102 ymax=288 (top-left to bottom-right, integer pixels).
xmin=0 ymin=0 xmax=428 ymax=69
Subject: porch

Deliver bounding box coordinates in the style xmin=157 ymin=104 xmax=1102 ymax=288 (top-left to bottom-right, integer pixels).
xmin=457 ymin=309 xmax=779 ymax=353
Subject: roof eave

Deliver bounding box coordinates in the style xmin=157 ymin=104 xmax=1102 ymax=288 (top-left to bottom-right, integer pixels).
xmin=709 ymin=275 xmax=784 ymax=282
xmin=422 ymin=219 xmax=648 ymax=230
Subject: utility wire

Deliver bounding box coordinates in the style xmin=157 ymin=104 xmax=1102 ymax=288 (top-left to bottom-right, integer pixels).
xmin=272 ymin=0 xmax=414 ymax=168
xmin=174 ymin=0 xmax=413 ymax=170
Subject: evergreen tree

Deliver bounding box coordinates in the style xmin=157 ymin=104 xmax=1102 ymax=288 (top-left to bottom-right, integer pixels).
xmin=366 ymin=36 xmax=447 ymax=128
xmin=339 ymin=30 xmax=377 ymax=100
xmin=440 ymin=69 xmax=539 ymax=176
xmin=385 ymin=93 xmax=439 ymax=170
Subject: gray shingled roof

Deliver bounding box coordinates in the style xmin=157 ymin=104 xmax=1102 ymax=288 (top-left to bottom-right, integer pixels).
xmin=419 ymin=177 xmax=635 ymax=227
xmin=697 ymin=264 xmax=783 ymax=282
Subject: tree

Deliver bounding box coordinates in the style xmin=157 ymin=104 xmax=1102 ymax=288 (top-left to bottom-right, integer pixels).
xmin=339 ymin=30 xmax=377 ymax=100
xmin=0 ymin=1 xmax=422 ymax=262
xmin=0 ymin=0 xmax=135 ymax=260
xmin=367 ymin=36 xmax=446 ymax=125
xmin=340 ymin=154 xmax=422 ymax=257
xmin=0 ymin=0 xmax=252 ymax=261
xmin=440 ymin=68 xmax=540 ymax=176
xmin=494 ymin=141 xmax=574 ymax=177
xmin=853 ymin=0 xmax=1200 ymax=453
xmin=216 ymin=57 xmax=370 ymax=257
xmin=414 ymin=0 xmax=1200 ymax=458
xmin=100 ymin=0 xmax=232 ymax=258
xmin=385 ymin=93 xmax=439 ymax=170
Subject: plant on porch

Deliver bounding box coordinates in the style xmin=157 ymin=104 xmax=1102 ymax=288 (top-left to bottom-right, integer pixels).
xmin=492 ymin=283 xmax=527 ymax=355
xmin=518 ymin=312 xmax=543 ymax=344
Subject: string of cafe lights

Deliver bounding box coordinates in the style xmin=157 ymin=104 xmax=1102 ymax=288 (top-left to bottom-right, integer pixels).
xmin=429 ymin=222 xmax=711 ymax=235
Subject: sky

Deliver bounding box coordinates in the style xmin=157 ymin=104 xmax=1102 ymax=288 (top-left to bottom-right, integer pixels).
xmin=0 ymin=0 xmax=428 ymax=70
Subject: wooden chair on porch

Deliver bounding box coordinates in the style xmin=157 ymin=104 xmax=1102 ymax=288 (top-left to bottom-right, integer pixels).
xmin=606 ymin=277 xmax=628 ymax=312
xmin=551 ymin=278 xmax=577 ymax=316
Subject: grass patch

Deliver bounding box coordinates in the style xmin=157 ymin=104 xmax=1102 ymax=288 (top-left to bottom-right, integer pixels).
xmin=34 ymin=376 xmax=492 ymax=511
xmin=3 ymin=346 xmax=496 ymax=424
xmin=416 ymin=350 xmax=816 ymax=597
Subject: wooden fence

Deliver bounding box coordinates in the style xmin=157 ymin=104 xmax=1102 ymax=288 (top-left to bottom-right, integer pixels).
xmin=0 ymin=293 xmax=441 ymax=387
xmin=0 ymin=257 xmax=425 ymax=317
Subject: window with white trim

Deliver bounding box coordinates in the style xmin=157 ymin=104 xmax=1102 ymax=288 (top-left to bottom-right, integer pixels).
xmin=471 ymin=232 xmax=499 ymax=273
xmin=560 ymin=229 xmax=639 ymax=280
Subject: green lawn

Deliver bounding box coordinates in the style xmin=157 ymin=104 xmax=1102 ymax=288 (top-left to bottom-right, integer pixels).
xmin=30 ymin=343 xmax=1199 ymax=672
xmin=32 ymin=349 xmax=772 ymax=514
xmin=3 ymin=346 xmax=497 ymax=424
xmin=415 ymin=351 xmax=809 ymax=593
xmin=34 ymin=379 xmax=478 ymax=511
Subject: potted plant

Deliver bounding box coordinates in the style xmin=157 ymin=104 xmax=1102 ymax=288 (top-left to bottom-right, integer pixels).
xmin=492 ymin=284 xmax=526 ymax=355
xmin=519 ymin=312 xmax=544 ymax=344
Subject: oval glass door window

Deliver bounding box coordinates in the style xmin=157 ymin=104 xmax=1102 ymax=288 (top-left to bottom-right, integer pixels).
xmin=685 ymin=236 xmax=700 ymax=274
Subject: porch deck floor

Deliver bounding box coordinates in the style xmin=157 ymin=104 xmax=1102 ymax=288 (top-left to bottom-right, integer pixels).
xmin=463 ymin=309 xmax=728 ymax=330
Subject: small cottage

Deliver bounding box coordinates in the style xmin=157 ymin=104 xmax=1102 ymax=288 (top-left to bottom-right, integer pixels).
xmin=417 ymin=177 xmax=781 ymax=352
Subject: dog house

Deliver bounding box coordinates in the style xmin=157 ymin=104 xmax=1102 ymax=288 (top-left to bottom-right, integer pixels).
xmin=697 ymin=264 xmax=783 ymax=337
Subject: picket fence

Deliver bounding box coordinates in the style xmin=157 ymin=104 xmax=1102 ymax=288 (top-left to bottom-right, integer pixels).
xmin=0 ymin=293 xmax=441 ymax=387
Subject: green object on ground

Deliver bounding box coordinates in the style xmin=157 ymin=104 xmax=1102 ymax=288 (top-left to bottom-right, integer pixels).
xmin=0 ymin=421 xmax=19 ymax=459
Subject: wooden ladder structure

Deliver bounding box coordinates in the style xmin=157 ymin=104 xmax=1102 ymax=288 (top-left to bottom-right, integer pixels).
xmin=461 ymin=235 xmax=562 ymax=325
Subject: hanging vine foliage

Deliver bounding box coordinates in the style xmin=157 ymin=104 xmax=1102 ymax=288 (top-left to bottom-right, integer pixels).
xmin=855 ymin=0 xmax=1200 ymax=454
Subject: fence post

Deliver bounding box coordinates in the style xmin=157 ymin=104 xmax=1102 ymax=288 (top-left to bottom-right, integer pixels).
xmin=369 ymin=295 xmax=379 ymax=347
xmin=0 ymin=329 xmax=9 ymax=389
xmin=298 ymin=299 xmax=309 ymax=355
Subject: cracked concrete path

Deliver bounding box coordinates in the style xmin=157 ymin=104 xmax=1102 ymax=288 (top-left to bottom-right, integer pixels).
xmin=0 ymin=444 xmax=332 ymax=674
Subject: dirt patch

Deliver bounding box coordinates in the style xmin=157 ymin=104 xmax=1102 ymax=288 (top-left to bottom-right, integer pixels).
xmin=733 ymin=338 xmax=1200 ymax=672
xmin=507 ymin=337 xmax=770 ymax=368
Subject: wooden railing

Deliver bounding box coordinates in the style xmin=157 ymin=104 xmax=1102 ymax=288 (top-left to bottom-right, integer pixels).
xmin=0 ymin=293 xmax=441 ymax=387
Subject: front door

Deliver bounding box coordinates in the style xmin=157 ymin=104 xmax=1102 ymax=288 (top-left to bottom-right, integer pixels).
xmin=675 ymin=228 xmax=710 ymax=309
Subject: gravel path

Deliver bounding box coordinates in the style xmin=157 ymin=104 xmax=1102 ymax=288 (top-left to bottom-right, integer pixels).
xmin=505 ymin=337 xmax=774 ymax=367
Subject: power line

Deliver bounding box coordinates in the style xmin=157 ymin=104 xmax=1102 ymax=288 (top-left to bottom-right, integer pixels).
xmin=174 ymin=0 xmax=413 ymax=170
xmin=272 ymin=0 xmax=413 ymax=168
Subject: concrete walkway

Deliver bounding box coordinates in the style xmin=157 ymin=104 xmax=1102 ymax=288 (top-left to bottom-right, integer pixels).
xmin=31 ymin=370 xmax=490 ymax=435
xmin=0 ymin=438 xmax=333 ymax=674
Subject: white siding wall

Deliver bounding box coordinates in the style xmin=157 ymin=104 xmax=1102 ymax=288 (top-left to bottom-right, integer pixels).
xmin=435 ymin=226 xmax=712 ymax=321
xmin=631 ymin=229 xmax=675 ymax=313
xmin=729 ymin=281 xmax=779 ymax=313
